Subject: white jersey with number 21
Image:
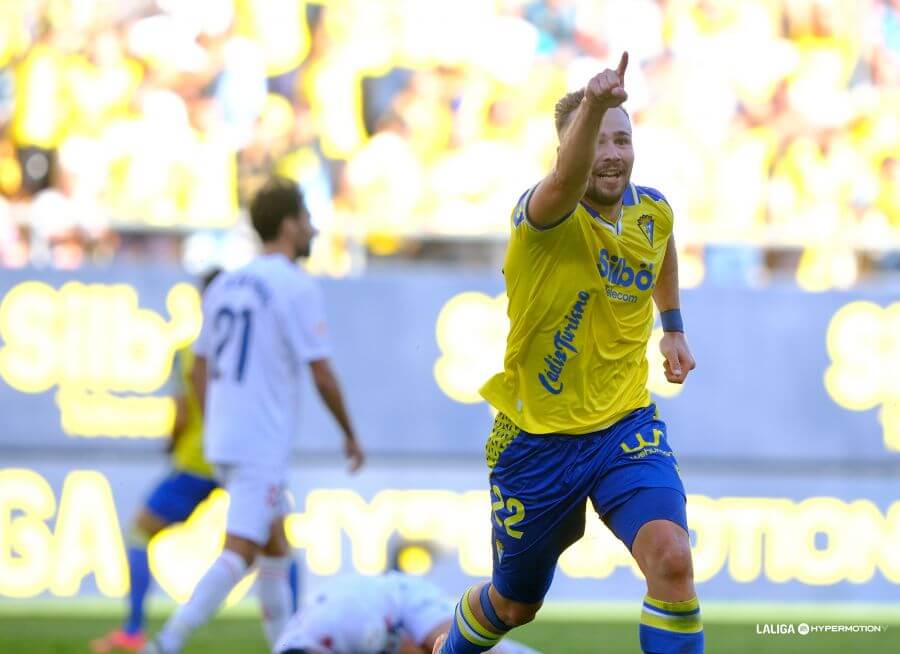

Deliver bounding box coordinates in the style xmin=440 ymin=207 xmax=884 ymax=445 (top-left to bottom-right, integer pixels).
xmin=194 ymin=253 xmax=331 ymax=468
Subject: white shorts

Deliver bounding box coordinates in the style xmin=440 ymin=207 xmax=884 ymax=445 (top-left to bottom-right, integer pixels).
xmin=214 ymin=464 xmax=293 ymax=546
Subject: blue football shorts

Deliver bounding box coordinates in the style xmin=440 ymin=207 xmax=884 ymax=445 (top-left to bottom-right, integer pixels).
xmin=145 ymin=470 xmax=219 ymax=524
xmin=486 ymin=404 xmax=688 ymax=603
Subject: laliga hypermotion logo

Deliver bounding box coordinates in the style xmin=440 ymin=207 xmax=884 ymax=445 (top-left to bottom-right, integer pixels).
xmin=824 ymin=301 xmax=900 ymax=451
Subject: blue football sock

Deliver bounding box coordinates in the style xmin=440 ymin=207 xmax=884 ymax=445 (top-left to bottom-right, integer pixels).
xmin=123 ymin=544 xmax=151 ymax=635
xmin=441 ymin=585 xmax=509 ymax=654
xmin=639 ymin=595 xmax=704 ymax=653
xmin=288 ymin=559 xmax=300 ymax=613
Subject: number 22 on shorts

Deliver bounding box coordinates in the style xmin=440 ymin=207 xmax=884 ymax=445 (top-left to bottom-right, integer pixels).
xmin=491 ymin=484 xmax=525 ymax=539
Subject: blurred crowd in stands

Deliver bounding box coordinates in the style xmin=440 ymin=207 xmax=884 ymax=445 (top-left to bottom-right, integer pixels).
xmin=0 ymin=0 xmax=897 ymax=286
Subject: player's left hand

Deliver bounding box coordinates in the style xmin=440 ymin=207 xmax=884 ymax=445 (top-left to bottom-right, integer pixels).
xmin=659 ymin=332 xmax=696 ymax=384
xmin=344 ymin=436 xmax=365 ymax=473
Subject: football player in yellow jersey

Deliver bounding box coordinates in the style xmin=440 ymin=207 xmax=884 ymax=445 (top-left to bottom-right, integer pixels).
xmin=91 ymin=270 xmax=299 ymax=652
xmin=435 ymin=53 xmax=703 ymax=654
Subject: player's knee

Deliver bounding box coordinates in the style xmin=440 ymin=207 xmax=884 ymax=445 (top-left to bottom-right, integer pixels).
xmin=634 ymin=520 xmax=694 ymax=586
xmin=651 ymin=541 xmax=693 ymax=584
xmin=132 ymin=509 xmax=167 ymax=540
xmin=225 ymin=533 xmax=260 ymax=567
xmin=493 ymin=598 xmax=541 ymax=628
xmin=262 ymin=518 xmax=289 ymax=557
xmin=261 ymin=535 xmax=289 ymax=557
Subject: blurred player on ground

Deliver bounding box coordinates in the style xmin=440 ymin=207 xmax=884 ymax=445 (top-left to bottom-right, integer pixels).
xmin=89 ymin=268 xmax=307 ymax=653
xmin=434 ymin=52 xmax=702 ymax=654
xmin=143 ymin=178 xmax=364 ymax=654
xmin=274 ymin=572 xmax=540 ymax=654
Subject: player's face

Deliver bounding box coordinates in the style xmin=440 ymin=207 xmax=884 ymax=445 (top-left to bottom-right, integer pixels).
xmin=290 ymin=208 xmax=315 ymax=258
xmin=586 ymin=107 xmax=634 ymax=207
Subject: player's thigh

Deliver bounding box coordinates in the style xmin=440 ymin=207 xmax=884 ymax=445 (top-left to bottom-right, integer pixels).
xmin=589 ymin=416 xmax=687 ymax=552
xmin=487 ymin=414 xmax=590 ymax=604
xmin=491 ymin=503 xmax=585 ymax=606
xmin=217 ymin=464 xmax=291 ymax=548
xmin=144 ymin=470 xmax=219 ymax=526
xmin=603 ymin=488 xmax=688 ymax=559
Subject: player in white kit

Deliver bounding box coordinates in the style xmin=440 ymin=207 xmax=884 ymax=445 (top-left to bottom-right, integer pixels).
xmin=144 ymin=178 xmax=365 ymax=654
xmin=275 ymin=573 xmax=542 ymax=654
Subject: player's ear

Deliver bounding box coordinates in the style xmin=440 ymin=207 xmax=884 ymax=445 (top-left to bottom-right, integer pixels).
xmin=278 ymin=214 xmax=297 ymax=239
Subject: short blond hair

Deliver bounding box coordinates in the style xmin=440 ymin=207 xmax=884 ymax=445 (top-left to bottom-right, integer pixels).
xmin=554 ymin=90 xmax=629 ymax=137
xmin=554 ymin=89 xmax=585 ymax=136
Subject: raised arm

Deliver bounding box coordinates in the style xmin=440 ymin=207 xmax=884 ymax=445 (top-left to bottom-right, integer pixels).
xmin=653 ymin=235 xmax=696 ymax=384
xmin=527 ymin=52 xmax=628 ymax=228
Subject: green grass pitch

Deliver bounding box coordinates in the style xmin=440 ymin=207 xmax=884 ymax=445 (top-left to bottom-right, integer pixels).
xmin=0 ymin=602 xmax=897 ymax=653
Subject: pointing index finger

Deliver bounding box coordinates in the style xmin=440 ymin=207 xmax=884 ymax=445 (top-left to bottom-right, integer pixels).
xmin=616 ymin=51 xmax=628 ymax=83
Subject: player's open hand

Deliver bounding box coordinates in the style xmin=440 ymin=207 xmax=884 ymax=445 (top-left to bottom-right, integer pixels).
xmin=344 ymin=435 xmax=365 ymax=473
xmin=585 ymin=51 xmax=628 ymax=110
xmin=659 ymin=331 xmax=696 ymax=384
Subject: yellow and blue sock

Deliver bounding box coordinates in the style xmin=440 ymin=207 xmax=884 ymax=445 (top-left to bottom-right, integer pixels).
xmin=639 ymin=595 xmax=704 ymax=653
xmin=123 ymin=530 xmax=152 ymax=635
xmin=441 ymin=584 xmax=510 ymax=653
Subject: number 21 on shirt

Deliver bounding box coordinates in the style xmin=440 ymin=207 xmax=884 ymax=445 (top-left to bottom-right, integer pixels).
xmin=211 ymin=307 xmax=253 ymax=381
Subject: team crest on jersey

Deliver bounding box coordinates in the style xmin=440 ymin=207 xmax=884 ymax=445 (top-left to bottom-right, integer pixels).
xmin=637 ymin=214 xmax=654 ymax=246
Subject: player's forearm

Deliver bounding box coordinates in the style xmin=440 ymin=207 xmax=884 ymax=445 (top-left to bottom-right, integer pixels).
xmin=169 ymin=396 xmax=189 ymax=449
xmin=312 ymin=363 xmax=356 ymax=440
xmin=529 ymin=99 xmax=606 ymax=226
xmin=652 ymin=235 xmax=680 ymax=313
xmin=554 ymin=98 xmax=607 ymax=191
xmin=191 ymin=357 xmax=208 ymax=414
xmin=173 ymin=396 xmax=189 ymax=432
xmin=319 ymin=385 xmax=356 ymax=441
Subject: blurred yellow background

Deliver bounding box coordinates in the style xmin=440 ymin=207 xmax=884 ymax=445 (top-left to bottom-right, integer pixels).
xmin=0 ymin=0 xmax=897 ymax=284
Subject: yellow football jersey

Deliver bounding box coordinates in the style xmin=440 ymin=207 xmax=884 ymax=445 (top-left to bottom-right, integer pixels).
xmin=171 ymin=349 xmax=214 ymax=477
xmin=480 ymin=183 xmax=673 ymax=435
